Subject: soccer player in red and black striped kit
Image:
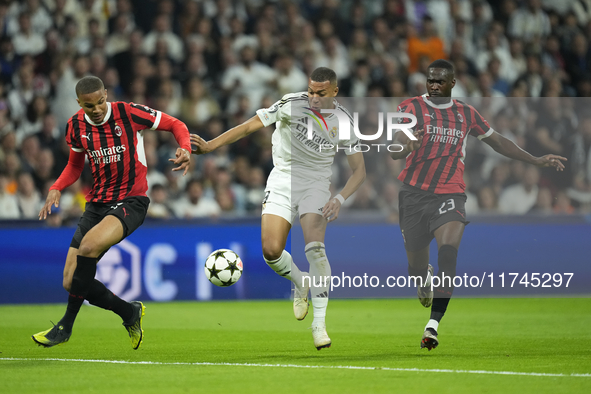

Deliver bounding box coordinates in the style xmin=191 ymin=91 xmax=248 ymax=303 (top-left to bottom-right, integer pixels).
xmin=391 ymin=60 xmax=566 ymax=350
xmin=32 ymin=76 xmax=191 ymax=349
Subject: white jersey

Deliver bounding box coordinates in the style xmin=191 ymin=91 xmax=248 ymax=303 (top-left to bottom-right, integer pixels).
xmin=256 ymin=92 xmax=359 ymax=181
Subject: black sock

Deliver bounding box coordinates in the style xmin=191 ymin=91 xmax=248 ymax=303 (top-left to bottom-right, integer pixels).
xmin=59 ymin=255 xmax=97 ymax=332
xmin=86 ymin=279 xmax=134 ymax=322
xmin=430 ymin=245 xmax=458 ymax=323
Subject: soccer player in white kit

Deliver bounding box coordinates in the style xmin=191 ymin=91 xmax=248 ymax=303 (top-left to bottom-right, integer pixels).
xmin=191 ymin=67 xmax=366 ymax=349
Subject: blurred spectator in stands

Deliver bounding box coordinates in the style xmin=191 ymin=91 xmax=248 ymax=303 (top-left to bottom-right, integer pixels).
xmin=0 ymin=128 xmax=16 ymax=163
xmin=0 ymin=37 xmax=17 ymax=84
xmin=515 ymin=55 xmax=544 ymax=97
xmin=2 ymin=150 xmax=20 ymax=194
xmin=32 ymin=148 xmax=56 ymax=192
xmin=147 ymin=183 xmax=174 ymax=219
xmin=556 ymin=11 xmax=581 ymax=50
xmin=528 ymin=186 xmax=554 ymax=214
xmin=348 ymin=180 xmax=379 ymax=211
xmin=568 ymin=112 xmax=591 ymax=193
xmin=73 ymin=0 xmax=107 ymax=39
xmin=471 ymin=0 xmax=494 ymax=47
xmin=76 ymin=18 xmax=104 ymax=55
xmin=471 ymin=71 xmax=506 ymax=115
xmin=499 ymin=165 xmax=541 ymax=214
xmin=16 ymin=95 xmax=49 ymax=144
xmin=315 ymin=34 xmax=351 ymax=79
xmin=508 ymin=0 xmax=550 ymax=41
xmin=111 ymin=29 xmax=144 ymax=95
xmin=51 ymin=55 xmax=91 ymax=130
xmin=106 ymin=13 xmax=132 ymax=57
xmin=145 ymin=146 xmax=167 ymax=193
xmin=370 ymin=17 xmax=394 ymax=56
xmin=477 ymin=186 xmax=499 ymax=213
xmin=0 ymin=171 xmax=19 ymax=219
xmin=376 ymin=180 xmax=400 ymax=222
xmin=180 ymin=77 xmax=221 ymax=131
xmin=564 ymin=33 xmax=591 ymax=85
xmin=245 ymin=166 xmax=265 ymax=214
xmin=12 ymin=11 xmax=46 ymax=57
xmin=407 ymin=15 xmax=446 ymax=74
xmin=142 ymin=14 xmax=184 ymax=64
xmin=19 ymin=134 xmax=39 ymax=174
xmin=572 ymin=0 xmax=591 ymax=25
xmin=554 ymin=190 xmax=575 ymax=213
xmin=272 ymin=52 xmax=307 ymax=97
xmin=16 ymin=171 xmax=41 ymax=219
xmin=348 ymin=28 xmax=372 ymax=65
xmin=542 ymin=34 xmax=566 ymax=75
xmin=173 ymin=178 xmax=221 ymax=219
xmin=388 ymin=77 xmax=409 ymax=98
xmin=177 ymin=0 xmax=200 ymax=38
xmin=476 ymin=30 xmax=512 ymax=81
xmin=221 ymin=45 xmax=275 ymax=114
xmin=340 ymin=60 xmax=371 ymax=97
xmin=57 ymin=177 xmax=85 ymax=222
xmin=486 ymin=57 xmax=510 ymax=96
xmin=7 ymin=65 xmax=36 ymax=125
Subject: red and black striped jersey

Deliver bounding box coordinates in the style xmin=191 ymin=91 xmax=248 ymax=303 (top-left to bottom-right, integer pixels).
xmin=397 ymin=94 xmax=493 ymax=194
xmin=65 ymin=101 xmax=162 ymax=203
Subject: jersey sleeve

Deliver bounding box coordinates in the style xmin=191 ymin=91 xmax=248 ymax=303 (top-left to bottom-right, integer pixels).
xmin=128 ymin=102 xmax=162 ymax=131
xmin=469 ymin=106 xmax=494 ymax=140
xmin=397 ymin=99 xmax=417 ymax=122
xmin=337 ymin=107 xmax=360 ymax=155
xmin=256 ymin=93 xmax=304 ymax=127
xmin=64 ymin=122 xmax=84 ymax=152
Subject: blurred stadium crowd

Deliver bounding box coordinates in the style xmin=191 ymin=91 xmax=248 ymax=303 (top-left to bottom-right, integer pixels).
xmin=0 ymin=0 xmax=591 ymax=225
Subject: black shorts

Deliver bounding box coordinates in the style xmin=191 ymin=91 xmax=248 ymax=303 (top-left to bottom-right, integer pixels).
xmin=398 ymin=184 xmax=469 ymax=252
xmin=70 ymin=196 xmax=150 ymax=249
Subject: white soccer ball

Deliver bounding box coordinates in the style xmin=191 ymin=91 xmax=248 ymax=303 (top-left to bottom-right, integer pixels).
xmin=204 ymin=249 xmax=243 ymax=287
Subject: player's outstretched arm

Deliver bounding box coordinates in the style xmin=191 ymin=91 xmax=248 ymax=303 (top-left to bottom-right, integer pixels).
xmin=322 ymin=152 xmax=366 ymax=223
xmin=38 ymin=149 xmax=85 ymax=220
xmin=390 ymin=129 xmax=423 ymax=160
xmin=482 ymin=131 xmax=567 ymax=171
xmin=191 ymin=114 xmax=265 ymax=155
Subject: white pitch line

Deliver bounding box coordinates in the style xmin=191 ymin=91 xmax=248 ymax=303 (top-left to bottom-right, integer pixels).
xmin=1 ymin=357 xmax=589 ymax=378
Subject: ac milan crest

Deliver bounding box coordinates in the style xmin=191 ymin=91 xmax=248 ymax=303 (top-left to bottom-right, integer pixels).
xmin=115 ymin=124 xmax=123 ymax=137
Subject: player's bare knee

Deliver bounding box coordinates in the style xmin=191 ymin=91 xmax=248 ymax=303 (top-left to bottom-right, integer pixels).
xmin=262 ymin=243 xmax=283 ymax=261
xmin=78 ymin=239 xmax=100 ymax=258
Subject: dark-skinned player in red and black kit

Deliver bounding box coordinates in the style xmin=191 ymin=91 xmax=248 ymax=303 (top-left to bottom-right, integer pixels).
xmin=391 ymin=60 xmax=566 ymax=350
xmin=32 ymin=76 xmax=191 ymax=349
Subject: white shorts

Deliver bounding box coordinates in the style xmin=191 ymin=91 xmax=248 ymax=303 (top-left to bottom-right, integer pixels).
xmin=262 ymin=168 xmax=331 ymax=225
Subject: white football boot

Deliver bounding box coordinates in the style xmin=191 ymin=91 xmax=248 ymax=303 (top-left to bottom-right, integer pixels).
xmin=293 ymin=275 xmax=310 ymax=320
xmin=311 ymin=322 xmax=331 ymax=350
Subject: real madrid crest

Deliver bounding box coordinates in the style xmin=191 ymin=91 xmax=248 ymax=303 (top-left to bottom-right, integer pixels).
xmin=115 ymin=123 xmax=123 ymax=137
xmin=330 ymin=126 xmax=337 ymax=138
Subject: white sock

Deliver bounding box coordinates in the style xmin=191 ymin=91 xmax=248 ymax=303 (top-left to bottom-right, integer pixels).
xmin=425 ymin=319 xmax=439 ymax=332
xmin=264 ymin=250 xmax=304 ymax=288
xmin=305 ymin=242 xmax=331 ymax=326
xmin=312 ymin=298 xmax=328 ymax=326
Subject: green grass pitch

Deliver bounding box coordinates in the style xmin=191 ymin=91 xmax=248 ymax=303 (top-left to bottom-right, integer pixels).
xmin=1 ymin=298 xmax=590 ymax=394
